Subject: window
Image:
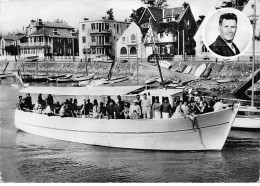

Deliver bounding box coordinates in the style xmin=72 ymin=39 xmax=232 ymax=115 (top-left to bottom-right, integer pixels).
xmin=105 ymin=36 xmax=109 ymax=43
xmin=131 ymin=34 xmax=135 ymax=43
xmin=202 ymin=45 xmax=208 ymax=52
xmin=92 ymin=48 xmax=96 ymax=54
xmin=120 ymin=47 xmax=127 ymax=55
xmin=91 ymin=23 xmax=95 ymax=30
xmin=82 ymin=36 xmax=86 ymax=43
xmin=117 ymin=24 xmax=119 ymax=34
xmin=161 ymin=46 xmax=165 ymax=54
xmin=130 ymin=47 xmax=137 ymax=55
xmin=122 ymin=37 xmax=125 ymax=42
xmin=83 ymin=48 xmax=87 ymax=54
xmin=82 ymin=24 xmax=85 ymax=31
xmin=91 ymin=36 xmax=96 ymax=42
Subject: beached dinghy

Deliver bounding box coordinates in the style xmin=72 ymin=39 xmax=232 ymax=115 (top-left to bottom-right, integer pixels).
xmin=15 ymin=86 xmax=239 ymax=151
xmin=56 ymin=74 xmax=73 ymax=83
xmin=73 ymin=73 xmax=95 ymax=82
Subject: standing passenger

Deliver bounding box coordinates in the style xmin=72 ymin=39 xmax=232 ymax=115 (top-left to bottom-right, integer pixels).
xmin=99 ymin=102 xmax=106 ymax=118
xmin=106 ymin=101 xmax=115 ymax=119
xmin=152 ymin=98 xmax=161 ymax=119
xmin=92 ymin=99 xmax=100 ymax=118
xmin=129 ymin=100 xmax=141 ymax=119
xmin=142 ymin=93 xmax=151 ymax=119
xmin=24 ymin=93 xmax=33 ymax=110
xmin=161 ymin=98 xmax=171 ymax=119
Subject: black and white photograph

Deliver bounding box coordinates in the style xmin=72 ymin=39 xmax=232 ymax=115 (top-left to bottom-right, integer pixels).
xmin=202 ymin=7 xmax=253 ymax=58
xmin=0 ymin=0 xmax=259 ymax=183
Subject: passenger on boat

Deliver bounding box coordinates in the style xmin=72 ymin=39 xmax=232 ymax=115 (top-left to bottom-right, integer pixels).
xmin=209 ymin=95 xmax=218 ymax=109
xmin=37 ymin=94 xmax=45 ymax=108
xmin=54 ymin=102 xmax=61 ymax=114
xmin=106 ymin=101 xmax=115 ymax=119
xmin=106 ymin=96 xmax=115 ymax=106
xmin=161 ymin=98 xmax=172 ymax=119
xmin=194 ymin=92 xmax=201 ymax=105
xmin=18 ymin=96 xmax=25 ymax=110
xmin=81 ymin=99 xmax=90 ymax=117
xmin=114 ymin=98 xmax=125 ymax=119
xmin=200 ymin=101 xmax=211 ymax=113
xmin=181 ymin=101 xmax=189 ymax=118
xmin=43 ymin=105 xmax=52 ymax=116
xmin=34 ymin=100 xmax=43 ymax=114
xmin=124 ymin=102 xmax=130 ymax=119
xmin=92 ymin=99 xmax=100 ymax=119
xmin=130 ymin=100 xmax=141 ymax=119
xmin=213 ymin=99 xmax=227 ymax=112
xmin=46 ymin=94 xmax=54 ymax=108
xmin=72 ymin=99 xmax=79 ymax=113
xmin=99 ymin=102 xmax=106 ymax=119
xmin=136 ymin=95 xmax=142 ymax=117
xmin=199 ymin=96 xmax=206 ymax=109
xmin=171 ymin=101 xmax=184 ymax=118
xmin=187 ymin=102 xmax=201 ymax=131
xmin=152 ymin=98 xmax=162 ymax=119
xmin=24 ymin=93 xmax=33 ymax=110
xmin=142 ymin=93 xmax=151 ymax=119
xmin=59 ymin=103 xmax=67 ymax=117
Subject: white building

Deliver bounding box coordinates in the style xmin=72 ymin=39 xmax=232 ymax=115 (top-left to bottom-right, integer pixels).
xmin=78 ymin=19 xmax=130 ymax=61
xmin=116 ymin=22 xmax=144 ymax=61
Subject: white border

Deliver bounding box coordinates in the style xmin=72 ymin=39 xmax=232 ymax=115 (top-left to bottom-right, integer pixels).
xmin=202 ymin=7 xmax=253 ymax=60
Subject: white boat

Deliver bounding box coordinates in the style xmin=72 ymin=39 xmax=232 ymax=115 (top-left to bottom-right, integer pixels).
xmin=15 ymin=86 xmax=240 ymax=151
xmin=194 ymin=63 xmax=207 ymax=77
xmin=159 ymin=60 xmax=172 ymax=69
xmin=232 ymin=106 xmax=260 ymax=129
xmin=73 ymin=73 xmax=95 ymax=82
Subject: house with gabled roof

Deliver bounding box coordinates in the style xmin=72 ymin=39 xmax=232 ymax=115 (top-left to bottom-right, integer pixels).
xmin=19 ymin=19 xmax=78 ymax=60
xmin=138 ymin=2 xmax=198 ymax=60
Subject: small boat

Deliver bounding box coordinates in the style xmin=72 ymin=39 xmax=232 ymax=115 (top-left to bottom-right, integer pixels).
xmin=0 ymin=72 xmax=13 ymax=79
xmin=201 ymin=67 xmax=212 ymax=78
xmin=177 ymin=64 xmax=187 ymax=73
xmin=109 ymin=76 xmax=129 ymax=83
xmin=15 ymin=86 xmax=240 ymax=151
xmin=47 ymin=74 xmax=66 ymax=82
xmin=194 ymin=63 xmax=207 ymax=77
xmin=73 ymin=73 xmax=95 ymax=82
xmin=159 ymin=60 xmax=172 ymax=69
xmin=217 ymin=78 xmax=232 ymax=83
xmin=56 ymin=74 xmax=73 ymax=83
xmin=145 ymin=78 xmax=157 ymax=84
xmin=89 ymin=79 xmax=110 ymax=86
xmin=183 ymin=65 xmax=192 ymax=74
xmin=232 ymin=106 xmax=260 ymax=129
xmin=31 ymin=74 xmax=48 ymax=82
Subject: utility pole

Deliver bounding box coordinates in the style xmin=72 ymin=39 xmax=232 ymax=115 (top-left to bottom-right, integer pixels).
xmin=183 ymin=29 xmax=185 ymax=61
xmin=251 ymin=0 xmax=256 ymax=108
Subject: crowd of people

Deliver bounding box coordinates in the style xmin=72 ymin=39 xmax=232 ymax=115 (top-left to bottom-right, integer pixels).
xmin=17 ymin=91 xmax=229 ymax=120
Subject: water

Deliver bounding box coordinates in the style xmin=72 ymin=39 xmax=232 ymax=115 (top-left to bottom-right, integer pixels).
xmin=0 ymin=78 xmax=259 ymax=182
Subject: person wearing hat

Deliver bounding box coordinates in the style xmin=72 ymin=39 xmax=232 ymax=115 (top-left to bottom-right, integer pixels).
xmin=142 ymin=93 xmax=151 ymax=119
xmin=130 ymin=100 xmax=141 ymax=119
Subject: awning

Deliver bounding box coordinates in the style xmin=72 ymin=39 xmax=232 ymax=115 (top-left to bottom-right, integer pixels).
xmin=19 ymin=86 xmax=144 ymax=96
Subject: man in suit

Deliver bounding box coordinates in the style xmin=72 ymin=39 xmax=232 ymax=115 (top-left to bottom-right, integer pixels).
xmin=209 ymin=13 xmax=240 ymax=57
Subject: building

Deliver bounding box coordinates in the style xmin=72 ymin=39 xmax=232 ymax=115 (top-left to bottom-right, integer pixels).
xmin=138 ymin=3 xmax=198 ymax=60
xmin=78 ymin=19 xmax=130 ymax=61
xmin=116 ymin=22 xmax=143 ymax=61
xmin=20 ymin=19 xmax=78 ymax=60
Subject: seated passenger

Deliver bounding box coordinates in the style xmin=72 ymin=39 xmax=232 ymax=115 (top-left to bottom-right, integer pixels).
xmin=43 ymin=105 xmax=52 ymax=116
xmin=213 ymin=99 xmax=227 ymax=112
xmin=24 ymin=93 xmax=33 ymax=110
xmin=34 ymin=100 xmax=43 ymax=114
xmin=130 ymin=100 xmax=141 ymax=119
xmin=92 ymin=99 xmax=100 ymax=119
xmin=59 ymin=103 xmax=67 ymax=117
xmin=200 ymin=101 xmax=211 ymax=113
xmin=181 ymin=101 xmax=189 ymax=118
xmin=187 ymin=102 xmax=201 ymax=131
xmin=54 ymin=102 xmax=61 ymax=114
xmin=18 ymin=96 xmax=25 ymax=110
xmin=46 ymin=94 xmax=54 ymax=108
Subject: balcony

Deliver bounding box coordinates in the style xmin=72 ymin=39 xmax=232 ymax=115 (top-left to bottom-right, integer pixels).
xmin=89 ymin=29 xmax=111 ymax=35
xmin=20 ymin=42 xmax=51 ymax=47
xmin=89 ymin=41 xmax=112 ymax=46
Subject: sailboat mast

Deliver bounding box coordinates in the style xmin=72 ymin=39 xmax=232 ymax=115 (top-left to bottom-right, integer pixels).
xmin=251 ymin=0 xmax=256 ymax=107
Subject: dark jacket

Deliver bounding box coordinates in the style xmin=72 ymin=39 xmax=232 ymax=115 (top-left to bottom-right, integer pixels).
xmin=209 ymin=35 xmax=240 ymax=57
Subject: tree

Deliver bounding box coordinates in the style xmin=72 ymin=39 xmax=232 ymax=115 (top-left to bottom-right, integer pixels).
xmin=5 ymin=45 xmax=18 ymax=55
xmin=129 ymin=7 xmax=146 ymax=24
xmin=54 ymin=18 xmax=68 ymax=24
xmin=102 ymin=8 xmax=114 ymax=20
xmin=140 ymin=0 xmax=168 ymax=8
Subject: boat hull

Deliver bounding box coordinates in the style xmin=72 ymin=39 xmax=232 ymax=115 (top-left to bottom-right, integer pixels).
xmin=232 ymin=117 xmax=260 ymax=129
xmin=15 ymin=105 xmax=239 ymax=151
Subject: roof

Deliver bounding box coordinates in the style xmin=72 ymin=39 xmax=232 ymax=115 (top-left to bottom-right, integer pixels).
xmin=39 ymin=21 xmax=74 ymax=29
xmin=147 ymin=7 xmax=163 ymax=21
xmin=19 ymin=86 xmax=144 ymax=96
xmin=29 ymin=28 xmax=77 ymax=38
xmin=1 ymin=35 xmax=17 ymax=40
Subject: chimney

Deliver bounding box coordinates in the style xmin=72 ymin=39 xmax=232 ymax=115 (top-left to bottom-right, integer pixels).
xmin=38 ymin=19 xmax=42 ymax=25
xmin=84 ymin=18 xmax=89 ymax=21
xmin=182 ymin=2 xmax=189 ymax=10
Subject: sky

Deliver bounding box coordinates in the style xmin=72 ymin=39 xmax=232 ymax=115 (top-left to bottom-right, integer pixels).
xmin=0 ymin=0 xmax=217 ymax=34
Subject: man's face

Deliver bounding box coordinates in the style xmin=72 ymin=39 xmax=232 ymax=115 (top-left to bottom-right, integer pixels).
xmin=219 ymin=19 xmax=237 ymax=43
